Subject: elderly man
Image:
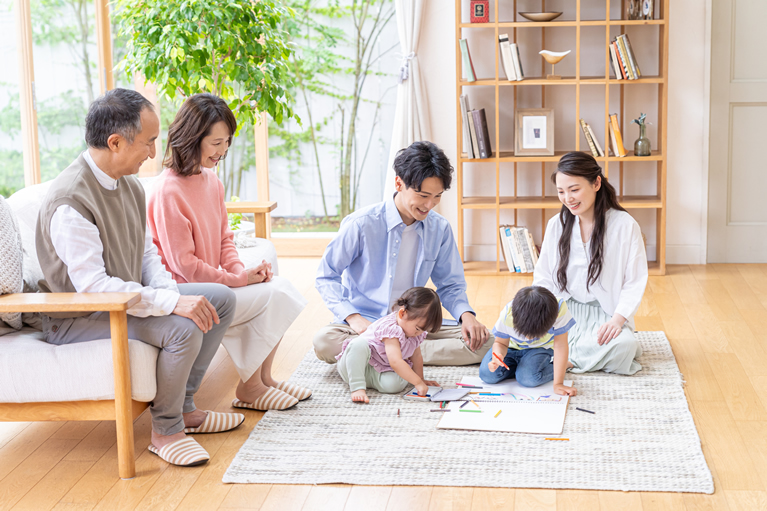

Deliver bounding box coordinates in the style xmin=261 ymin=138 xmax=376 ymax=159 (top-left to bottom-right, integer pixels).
xmin=36 ymin=88 xmax=241 ymax=467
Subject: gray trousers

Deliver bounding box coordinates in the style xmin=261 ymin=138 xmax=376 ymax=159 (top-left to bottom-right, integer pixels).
xmin=43 ymin=283 xmax=236 ymax=436
xmin=313 ymin=323 xmax=494 ymax=366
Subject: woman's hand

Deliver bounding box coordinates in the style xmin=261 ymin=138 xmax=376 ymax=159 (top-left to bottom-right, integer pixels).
xmin=246 ymin=260 xmax=273 ymax=285
xmin=597 ymin=315 xmax=626 ymax=345
xmin=553 ymin=383 xmax=577 ymax=396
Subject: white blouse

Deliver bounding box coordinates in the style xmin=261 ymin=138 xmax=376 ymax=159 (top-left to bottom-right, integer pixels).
xmin=533 ymin=208 xmax=648 ymax=329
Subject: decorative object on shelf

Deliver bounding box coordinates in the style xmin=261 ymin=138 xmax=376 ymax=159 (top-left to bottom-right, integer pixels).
xmin=518 ymin=12 xmax=562 ymax=22
xmin=632 ymin=113 xmax=652 ymax=157
xmin=470 ymin=0 xmax=489 ymax=23
xmin=627 ymin=0 xmax=654 ymax=20
xmin=539 ymin=50 xmax=570 ymax=80
xmin=515 ymin=108 xmax=555 ymax=156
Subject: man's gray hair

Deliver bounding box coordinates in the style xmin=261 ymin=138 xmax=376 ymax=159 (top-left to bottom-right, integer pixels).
xmin=85 ymin=88 xmax=154 ymax=149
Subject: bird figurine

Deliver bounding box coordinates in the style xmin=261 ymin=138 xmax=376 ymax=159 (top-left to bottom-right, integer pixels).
xmin=539 ymin=50 xmax=571 ymax=80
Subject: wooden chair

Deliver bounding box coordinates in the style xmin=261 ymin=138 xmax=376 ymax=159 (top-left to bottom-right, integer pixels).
xmin=0 ymin=292 xmax=142 ymax=479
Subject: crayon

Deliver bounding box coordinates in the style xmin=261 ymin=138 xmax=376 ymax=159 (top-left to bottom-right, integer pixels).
xmin=492 ymin=351 xmax=510 ymax=370
xmin=576 ymin=407 xmax=595 ymax=414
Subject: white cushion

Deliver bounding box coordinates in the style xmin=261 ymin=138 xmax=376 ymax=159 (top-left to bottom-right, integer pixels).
xmin=0 ymin=328 xmax=158 ymax=403
xmin=6 ymin=182 xmax=50 ymax=294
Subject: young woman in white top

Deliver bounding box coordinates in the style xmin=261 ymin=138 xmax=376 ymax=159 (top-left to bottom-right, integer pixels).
xmin=533 ymin=152 xmax=648 ymax=374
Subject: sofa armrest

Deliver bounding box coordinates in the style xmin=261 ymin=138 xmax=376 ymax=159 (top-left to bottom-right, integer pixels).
xmin=225 ymin=201 xmax=277 ymax=239
xmin=0 ymin=291 xmax=140 ymax=479
xmin=0 ymin=292 xmax=140 ymax=313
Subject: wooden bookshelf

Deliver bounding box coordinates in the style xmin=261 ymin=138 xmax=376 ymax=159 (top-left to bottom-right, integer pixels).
xmin=455 ymin=0 xmax=668 ymax=276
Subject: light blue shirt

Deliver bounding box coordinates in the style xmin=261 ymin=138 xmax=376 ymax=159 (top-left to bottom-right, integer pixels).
xmin=316 ymin=195 xmax=474 ymax=325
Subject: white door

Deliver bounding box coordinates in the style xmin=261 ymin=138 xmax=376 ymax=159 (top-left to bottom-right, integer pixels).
xmin=707 ymin=0 xmax=767 ymax=262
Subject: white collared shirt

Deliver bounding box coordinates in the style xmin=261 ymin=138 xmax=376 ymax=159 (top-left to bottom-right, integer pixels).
xmin=48 ymin=150 xmax=180 ymax=317
xmin=533 ymin=208 xmax=648 ymax=329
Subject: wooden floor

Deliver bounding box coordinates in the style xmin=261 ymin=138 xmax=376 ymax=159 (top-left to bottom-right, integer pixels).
xmin=1 ymin=261 xmax=766 ymax=510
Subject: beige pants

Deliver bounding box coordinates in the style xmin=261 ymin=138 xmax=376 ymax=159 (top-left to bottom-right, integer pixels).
xmin=312 ymin=323 xmax=494 ymax=366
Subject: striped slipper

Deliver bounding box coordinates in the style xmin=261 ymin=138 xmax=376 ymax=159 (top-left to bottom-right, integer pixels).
xmin=275 ymin=381 xmax=313 ymax=401
xmin=183 ymin=411 xmax=245 ymax=434
xmin=147 ymin=437 xmax=209 ymax=467
xmin=231 ymin=387 xmax=298 ymax=411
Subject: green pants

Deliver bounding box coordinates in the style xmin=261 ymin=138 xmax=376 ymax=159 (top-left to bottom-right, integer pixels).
xmin=337 ymin=337 xmax=409 ymax=394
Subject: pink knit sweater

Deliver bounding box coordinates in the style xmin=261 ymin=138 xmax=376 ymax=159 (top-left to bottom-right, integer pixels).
xmin=147 ymin=168 xmax=248 ymax=287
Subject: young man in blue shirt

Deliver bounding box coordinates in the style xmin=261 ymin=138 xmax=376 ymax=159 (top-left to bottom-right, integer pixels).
xmin=314 ymin=141 xmax=493 ymax=365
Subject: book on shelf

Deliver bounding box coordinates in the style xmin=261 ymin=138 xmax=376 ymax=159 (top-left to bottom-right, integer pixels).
xmin=459 ymin=95 xmax=475 ymax=158
xmin=525 ymin=229 xmax=539 ymax=268
xmin=619 ymin=34 xmax=642 ymax=78
xmin=501 ymin=226 xmax=521 ymax=273
xmin=459 ymin=39 xmax=477 ymax=82
xmin=608 ymin=43 xmax=622 ymax=80
xmin=609 ymin=114 xmax=628 ymax=157
xmin=498 ymin=34 xmax=517 ymax=81
xmin=499 ymin=226 xmax=515 ymax=272
xmin=514 ymin=227 xmax=535 ymax=273
xmin=615 ymin=36 xmax=634 ymax=79
xmin=467 ymin=106 xmax=480 ymax=158
xmin=586 ymin=123 xmax=604 ymax=157
xmin=471 ymin=108 xmax=492 ymax=159
xmin=511 ymin=43 xmax=524 ymax=80
xmin=611 ymin=41 xmax=628 ymax=79
xmin=579 ymin=119 xmax=600 ymax=158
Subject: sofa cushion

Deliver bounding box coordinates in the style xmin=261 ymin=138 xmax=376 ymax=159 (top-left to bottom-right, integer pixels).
xmin=6 ymin=182 xmax=50 ymax=295
xmin=0 ymin=328 xmax=158 ymax=403
xmin=0 ymin=196 xmax=24 ymax=330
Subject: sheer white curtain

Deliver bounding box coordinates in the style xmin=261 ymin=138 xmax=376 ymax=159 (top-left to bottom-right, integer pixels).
xmin=383 ymin=0 xmax=429 ymax=200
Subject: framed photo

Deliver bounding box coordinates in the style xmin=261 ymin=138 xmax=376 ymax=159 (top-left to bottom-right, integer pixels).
xmin=515 ymin=108 xmax=555 ymax=156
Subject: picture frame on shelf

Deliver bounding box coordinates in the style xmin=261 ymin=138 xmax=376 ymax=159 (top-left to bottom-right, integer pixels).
xmin=470 ymin=0 xmax=489 ymax=23
xmin=515 ymin=108 xmax=555 ymax=156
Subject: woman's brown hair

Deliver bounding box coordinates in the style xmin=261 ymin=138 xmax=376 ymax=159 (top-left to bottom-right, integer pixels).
xmin=163 ymin=93 xmax=237 ymax=176
xmin=551 ymin=151 xmax=626 ymax=293
xmin=393 ymin=287 xmax=443 ymax=334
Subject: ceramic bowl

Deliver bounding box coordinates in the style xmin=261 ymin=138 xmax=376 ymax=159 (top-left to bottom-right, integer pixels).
xmin=518 ymin=12 xmax=563 ymax=22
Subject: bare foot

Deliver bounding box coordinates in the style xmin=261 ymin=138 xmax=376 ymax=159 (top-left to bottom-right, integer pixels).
xmin=351 ymin=389 xmax=369 ymax=403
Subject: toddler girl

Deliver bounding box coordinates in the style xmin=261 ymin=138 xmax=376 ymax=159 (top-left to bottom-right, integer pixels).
xmin=336 ymin=287 xmax=443 ymax=403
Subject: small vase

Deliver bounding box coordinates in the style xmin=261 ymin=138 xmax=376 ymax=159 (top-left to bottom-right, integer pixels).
xmin=634 ymin=124 xmax=651 ymax=157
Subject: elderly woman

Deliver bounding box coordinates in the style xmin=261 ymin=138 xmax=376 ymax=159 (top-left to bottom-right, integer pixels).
xmin=148 ymin=93 xmax=310 ymax=411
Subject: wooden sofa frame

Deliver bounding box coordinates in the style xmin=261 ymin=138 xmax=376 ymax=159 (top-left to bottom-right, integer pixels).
xmin=0 ymin=201 xmax=276 ymax=480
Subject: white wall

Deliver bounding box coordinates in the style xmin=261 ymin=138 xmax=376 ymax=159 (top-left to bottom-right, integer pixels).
xmin=420 ymin=0 xmax=710 ymax=264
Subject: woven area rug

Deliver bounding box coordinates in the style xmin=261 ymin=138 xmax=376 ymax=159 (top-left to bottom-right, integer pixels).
xmin=224 ymin=332 xmax=713 ymax=493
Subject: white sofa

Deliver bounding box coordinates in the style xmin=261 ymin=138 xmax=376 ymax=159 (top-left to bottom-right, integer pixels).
xmin=0 ymin=178 xmax=277 ymax=478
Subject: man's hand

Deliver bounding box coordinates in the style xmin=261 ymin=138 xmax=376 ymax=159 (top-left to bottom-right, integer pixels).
xmin=553 ymin=383 xmax=577 ymax=397
xmin=172 ymin=295 xmax=219 ymax=333
xmin=346 ymin=313 xmax=372 ymax=335
xmin=460 ymin=312 xmax=490 ymax=351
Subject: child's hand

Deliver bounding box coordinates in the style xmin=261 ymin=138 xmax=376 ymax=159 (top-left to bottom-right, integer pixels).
xmin=423 ymin=379 xmax=440 ymax=387
xmin=553 ymin=383 xmax=577 ymax=396
xmin=415 ymin=382 xmax=429 ymax=396
xmin=487 ymin=359 xmax=501 ymax=373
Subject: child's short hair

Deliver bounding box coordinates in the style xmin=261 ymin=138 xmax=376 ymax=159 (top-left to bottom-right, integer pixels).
xmin=394 ymin=287 xmax=443 ymax=334
xmin=511 ymin=286 xmax=559 ymax=339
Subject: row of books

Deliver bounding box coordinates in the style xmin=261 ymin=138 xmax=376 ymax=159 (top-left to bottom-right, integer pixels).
xmin=459 ymin=95 xmax=493 ymax=159
xmin=498 ymin=34 xmax=524 ymax=81
xmin=609 ymin=34 xmax=642 ymax=80
xmin=499 ymin=226 xmax=539 ymax=273
xmin=579 ymin=114 xmax=628 ymax=158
